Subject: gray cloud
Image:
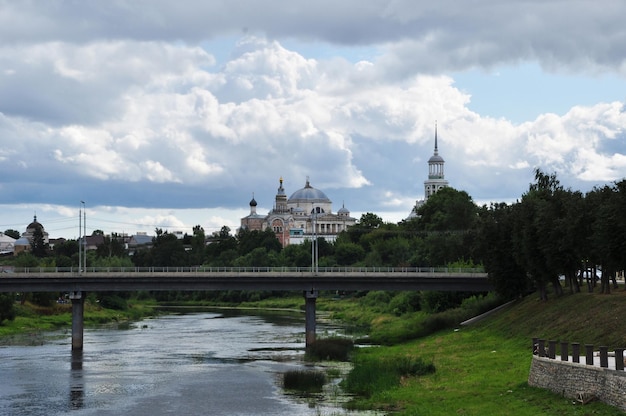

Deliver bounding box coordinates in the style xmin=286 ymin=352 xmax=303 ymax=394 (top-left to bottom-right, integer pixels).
xmin=0 ymin=2 xmax=625 ymax=237
xmin=2 ymin=1 xmax=626 ymax=74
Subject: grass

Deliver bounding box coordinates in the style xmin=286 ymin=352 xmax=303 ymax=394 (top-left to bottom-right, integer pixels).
xmin=2 ymin=288 xmax=625 ymax=414
xmin=283 ymin=369 xmax=327 ymax=393
xmin=306 ymin=337 xmax=354 ymax=361
xmin=0 ymin=299 xmax=158 ymax=339
xmin=342 ymin=289 xmax=626 ymax=415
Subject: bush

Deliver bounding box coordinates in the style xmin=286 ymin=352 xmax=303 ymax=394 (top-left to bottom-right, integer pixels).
xmin=306 ymin=337 xmax=354 ymax=361
xmin=388 ymin=291 xmax=421 ymax=316
xmin=99 ymin=295 xmax=128 ymax=311
xmin=344 ymin=354 xmax=435 ymax=397
xmin=283 ymin=369 xmax=326 ymax=392
xmin=0 ymin=293 xmax=16 ymax=325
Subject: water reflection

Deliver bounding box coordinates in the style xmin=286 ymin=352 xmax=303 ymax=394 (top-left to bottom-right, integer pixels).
xmin=70 ymin=350 xmax=84 ymax=410
xmin=0 ymin=310 xmax=372 ymax=416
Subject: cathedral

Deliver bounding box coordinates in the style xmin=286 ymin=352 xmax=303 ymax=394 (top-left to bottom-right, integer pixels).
xmin=407 ymin=123 xmax=449 ymax=219
xmin=240 ymin=177 xmax=356 ymax=247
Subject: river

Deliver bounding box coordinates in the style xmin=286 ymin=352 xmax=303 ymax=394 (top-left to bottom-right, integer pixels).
xmin=0 ymin=309 xmax=375 ymax=416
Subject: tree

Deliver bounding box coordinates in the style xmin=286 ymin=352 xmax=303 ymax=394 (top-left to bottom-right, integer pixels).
xmin=335 ymin=242 xmax=366 ymax=265
xmin=415 ymin=187 xmax=478 ymax=266
xmin=237 ymin=228 xmax=281 ymax=257
xmin=0 ymin=293 xmax=16 ymax=325
xmin=96 ymin=233 xmax=126 ymax=258
xmin=476 ymin=203 xmax=530 ymax=299
xmin=30 ymin=227 xmax=48 ymax=258
xmin=4 ymin=229 xmax=20 ymax=239
xmin=279 ymin=243 xmax=311 ymax=267
xmin=189 ymin=225 xmax=206 ymax=265
xmin=344 ymin=213 xmax=383 ymax=243
xmin=54 ymin=239 xmax=79 ymax=259
xmin=156 ymin=232 xmax=188 ymax=267
xmin=358 ymin=213 xmax=384 ymax=229
xmin=136 ymin=231 xmax=188 ymax=267
xmin=588 ymin=181 xmax=626 ymax=294
xmin=417 ymin=187 xmax=477 ymax=232
xmin=205 ymin=226 xmax=237 ymax=266
xmin=511 ymin=169 xmax=568 ymax=300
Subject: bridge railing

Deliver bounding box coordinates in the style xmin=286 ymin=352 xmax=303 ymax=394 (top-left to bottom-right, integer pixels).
xmin=1 ymin=266 xmax=486 ymax=275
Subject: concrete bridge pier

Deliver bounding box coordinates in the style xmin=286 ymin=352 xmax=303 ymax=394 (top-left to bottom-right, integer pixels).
xmin=304 ymin=289 xmax=318 ymax=348
xmin=70 ymin=291 xmax=84 ymax=351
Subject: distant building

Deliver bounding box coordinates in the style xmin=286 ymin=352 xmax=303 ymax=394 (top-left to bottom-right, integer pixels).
xmin=0 ymin=232 xmax=16 ymax=255
xmin=127 ymin=232 xmax=154 ymax=254
xmin=14 ymin=215 xmax=50 ymax=255
xmin=407 ymin=123 xmax=449 ymax=219
xmin=240 ymin=177 xmax=357 ymax=247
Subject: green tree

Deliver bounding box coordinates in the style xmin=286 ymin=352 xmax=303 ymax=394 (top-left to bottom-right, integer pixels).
xmin=189 ymin=225 xmax=206 ymax=265
xmin=205 ymin=227 xmax=238 ymax=266
xmin=150 ymin=232 xmax=189 ymax=267
xmin=14 ymin=252 xmax=40 ymax=268
xmin=476 ymin=203 xmax=530 ymax=299
xmin=511 ymin=169 xmax=567 ymax=300
xmin=335 ymin=241 xmax=366 ymax=265
xmin=234 ymin=247 xmax=279 ymax=267
xmin=415 ymin=187 xmax=478 ymax=266
xmin=96 ymin=234 xmax=126 ymax=258
xmin=279 ymin=243 xmax=312 ymax=267
xmin=3 ymin=229 xmax=20 ymax=239
xmin=237 ymin=228 xmax=281 ymax=257
xmin=588 ymin=181 xmax=626 ymax=294
xmin=0 ymin=293 xmax=16 ymax=325
xmin=345 ymin=213 xmax=384 ymax=244
xmin=30 ymin=227 xmax=48 ymax=257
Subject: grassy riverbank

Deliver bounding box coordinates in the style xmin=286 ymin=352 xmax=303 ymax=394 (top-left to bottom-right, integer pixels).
xmin=1 ymin=289 xmax=624 ymax=414
xmin=340 ymin=290 xmax=626 ymax=415
xmin=238 ymin=290 xmax=625 ymax=414
xmin=0 ymin=298 xmax=158 ymax=341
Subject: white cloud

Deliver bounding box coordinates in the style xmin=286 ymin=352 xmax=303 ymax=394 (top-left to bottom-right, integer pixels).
xmin=0 ymin=2 xmax=624 ymax=238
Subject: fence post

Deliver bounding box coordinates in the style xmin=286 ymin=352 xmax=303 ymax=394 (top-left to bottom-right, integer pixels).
xmin=537 ymin=339 xmax=546 ymax=357
xmin=599 ymin=346 xmax=608 ymax=368
xmin=548 ymin=340 xmax=557 ymax=359
xmin=585 ymin=344 xmax=594 ymax=366
xmin=560 ymin=341 xmax=569 ymax=361
xmin=615 ymin=348 xmax=624 ymax=371
xmin=572 ymin=343 xmax=580 ymax=363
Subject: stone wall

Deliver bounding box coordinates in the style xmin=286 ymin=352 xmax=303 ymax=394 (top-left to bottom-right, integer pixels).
xmin=528 ymin=356 xmax=626 ymax=411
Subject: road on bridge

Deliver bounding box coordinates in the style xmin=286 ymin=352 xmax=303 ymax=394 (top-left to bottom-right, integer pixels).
xmin=0 ymin=267 xmax=492 ymax=293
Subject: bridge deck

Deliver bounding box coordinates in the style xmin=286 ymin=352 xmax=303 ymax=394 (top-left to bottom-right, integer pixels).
xmin=0 ymin=267 xmax=491 ymax=293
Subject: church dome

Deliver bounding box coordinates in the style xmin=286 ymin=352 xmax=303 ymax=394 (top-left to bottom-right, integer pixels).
xmin=288 ymin=179 xmax=331 ymax=204
xmin=249 ymin=197 xmax=257 ymax=207
xmin=27 ymin=215 xmax=44 ymax=231
xmin=428 ymin=154 xmax=444 ymax=163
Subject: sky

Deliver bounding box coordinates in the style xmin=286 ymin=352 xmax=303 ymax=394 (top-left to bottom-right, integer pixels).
xmin=0 ymin=1 xmax=625 ymax=239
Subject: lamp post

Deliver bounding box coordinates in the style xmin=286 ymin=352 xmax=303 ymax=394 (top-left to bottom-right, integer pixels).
xmin=80 ymin=201 xmax=86 ymax=273
xmin=78 ymin=203 xmax=82 ymax=274
xmin=311 ymin=208 xmax=318 ymax=274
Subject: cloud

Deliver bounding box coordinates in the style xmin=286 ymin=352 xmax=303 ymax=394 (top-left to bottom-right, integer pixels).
xmin=0 ymin=2 xmax=625 ymax=238
xmin=2 ymin=2 xmax=626 ymax=76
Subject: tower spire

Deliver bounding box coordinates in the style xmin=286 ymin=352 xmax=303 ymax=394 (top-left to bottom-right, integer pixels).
xmin=434 ymin=121 xmax=438 ymax=155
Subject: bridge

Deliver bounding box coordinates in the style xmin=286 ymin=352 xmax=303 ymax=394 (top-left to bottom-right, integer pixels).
xmin=0 ymin=266 xmax=491 ymax=350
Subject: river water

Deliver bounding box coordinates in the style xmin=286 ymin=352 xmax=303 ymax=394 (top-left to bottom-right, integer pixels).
xmin=0 ymin=309 xmax=372 ymax=416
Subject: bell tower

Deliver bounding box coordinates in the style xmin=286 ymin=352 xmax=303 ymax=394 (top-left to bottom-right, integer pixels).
xmin=424 ymin=122 xmax=448 ymax=200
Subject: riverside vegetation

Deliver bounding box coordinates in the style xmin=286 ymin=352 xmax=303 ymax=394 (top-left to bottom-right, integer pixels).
xmin=3 ymin=288 xmax=625 ymax=415
xmin=3 ymin=169 xmax=626 ymax=413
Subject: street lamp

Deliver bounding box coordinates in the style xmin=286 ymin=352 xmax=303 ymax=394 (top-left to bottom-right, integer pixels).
xmin=311 ymin=208 xmax=318 ymax=274
xmin=79 ymin=201 xmax=86 ymax=273
xmin=78 ymin=203 xmax=82 ymax=274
